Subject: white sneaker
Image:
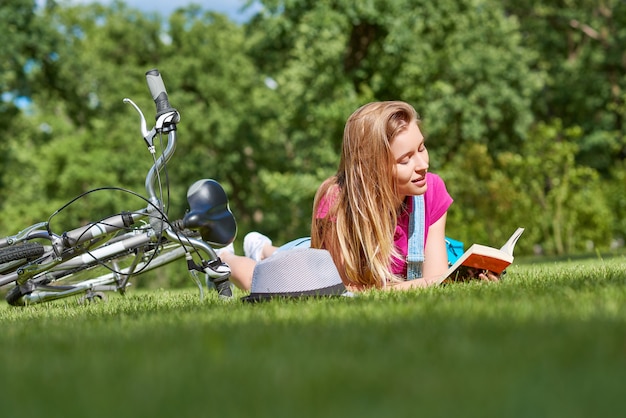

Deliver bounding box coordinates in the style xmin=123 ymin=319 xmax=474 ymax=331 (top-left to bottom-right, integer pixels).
xmin=217 ymin=242 xmax=235 ymax=258
xmin=244 ymin=232 xmax=272 ymax=262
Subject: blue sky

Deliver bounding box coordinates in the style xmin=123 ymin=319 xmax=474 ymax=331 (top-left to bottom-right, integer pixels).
xmin=39 ymin=0 xmax=262 ymax=22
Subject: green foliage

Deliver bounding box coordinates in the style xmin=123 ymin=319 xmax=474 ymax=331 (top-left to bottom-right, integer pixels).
xmin=606 ymin=161 xmax=626 ymax=242
xmin=444 ymin=119 xmax=615 ymax=255
xmin=164 ymin=8 xmax=283 ymax=234
xmin=0 ymin=0 xmax=59 ymax=198
xmin=250 ymin=0 xmax=540 ymax=162
xmin=441 ymin=143 xmax=534 ymax=252
xmin=0 ymin=0 xmax=57 ymax=98
xmin=1 ymin=2 xmax=163 ymax=234
xmin=1 ymin=257 xmax=625 ymax=417
xmin=1 ymin=0 xmax=625 ymax=278
xmin=514 ymin=120 xmax=614 ymax=254
xmin=501 ymin=0 xmax=626 ymax=173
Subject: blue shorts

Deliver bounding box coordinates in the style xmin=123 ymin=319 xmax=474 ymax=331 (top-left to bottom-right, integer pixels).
xmin=276 ymin=237 xmax=312 ymax=252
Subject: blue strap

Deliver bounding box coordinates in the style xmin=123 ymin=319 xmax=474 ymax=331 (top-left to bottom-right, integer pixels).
xmin=407 ymin=195 xmax=425 ymax=280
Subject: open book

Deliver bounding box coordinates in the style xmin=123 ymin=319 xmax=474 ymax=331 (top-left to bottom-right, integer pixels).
xmin=437 ymin=228 xmax=525 ymax=284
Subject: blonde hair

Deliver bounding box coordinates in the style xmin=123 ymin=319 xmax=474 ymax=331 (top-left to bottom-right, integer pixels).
xmin=311 ymin=101 xmax=419 ymax=288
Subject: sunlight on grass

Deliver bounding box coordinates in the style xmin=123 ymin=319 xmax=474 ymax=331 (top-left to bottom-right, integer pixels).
xmin=0 ymin=256 xmax=625 ymax=418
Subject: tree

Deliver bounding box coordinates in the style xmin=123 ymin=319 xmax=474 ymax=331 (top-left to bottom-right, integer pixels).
xmin=161 ymin=7 xmax=307 ymax=241
xmin=440 ymin=143 xmax=535 ymax=252
xmin=247 ymin=0 xmax=541 ymax=162
xmin=1 ymin=1 xmax=167 ymax=234
xmin=2 ymin=0 xmax=622 ymax=258
xmin=0 ymin=0 xmax=58 ymax=104
xmin=501 ymin=0 xmax=626 ymax=174
xmin=0 ymin=0 xmax=60 ymax=210
xmin=504 ymin=119 xmax=613 ymax=254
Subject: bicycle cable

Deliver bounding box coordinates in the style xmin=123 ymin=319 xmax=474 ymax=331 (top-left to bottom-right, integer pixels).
xmin=45 ymin=133 xmax=208 ymax=278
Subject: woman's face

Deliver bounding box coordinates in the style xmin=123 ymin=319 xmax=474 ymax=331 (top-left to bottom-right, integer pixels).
xmin=390 ymin=121 xmax=429 ymax=200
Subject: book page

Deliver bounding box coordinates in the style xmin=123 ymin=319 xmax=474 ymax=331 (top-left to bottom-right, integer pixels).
xmin=499 ymin=227 xmax=525 ymax=257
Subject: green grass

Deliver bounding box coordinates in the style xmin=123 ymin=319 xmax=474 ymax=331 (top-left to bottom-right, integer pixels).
xmin=1 ymin=256 xmax=625 ymax=418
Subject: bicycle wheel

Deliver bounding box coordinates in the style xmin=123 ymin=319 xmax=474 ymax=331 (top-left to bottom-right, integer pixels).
xmin=5 ymin=284 xmax=28 ymax=306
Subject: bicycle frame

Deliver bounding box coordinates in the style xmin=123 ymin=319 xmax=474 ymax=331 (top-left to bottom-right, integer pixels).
xmin=20 ymin=241 xmax=189 ymax=305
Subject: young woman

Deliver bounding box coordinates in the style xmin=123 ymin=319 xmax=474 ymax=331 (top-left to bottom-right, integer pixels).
xmin=219 ymin=101 xmax=498 ymax=291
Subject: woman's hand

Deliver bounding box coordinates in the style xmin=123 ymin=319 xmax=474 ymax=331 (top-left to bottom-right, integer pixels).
xmin=477 ymin=269 xmax=500 ymax=282
xmin=455 ymin=267 xmax=501 ymax=282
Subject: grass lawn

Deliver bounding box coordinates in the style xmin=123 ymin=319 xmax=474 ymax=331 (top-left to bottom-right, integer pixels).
xmin=1 ymin=255 xmax=625 ymax=418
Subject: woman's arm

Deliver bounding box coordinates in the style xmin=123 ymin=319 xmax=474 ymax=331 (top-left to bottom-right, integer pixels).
xmin=386 ymin=211 xmax=501 ymax=289
xmin=386 ymin=213 xmax=449 ymax=290
xmin=422 ymin=212 xmax=449 ymax=279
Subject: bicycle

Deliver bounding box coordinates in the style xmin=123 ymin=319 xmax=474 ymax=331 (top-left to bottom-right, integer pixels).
xmin=0 ymin=69 xmax=237 ymax=306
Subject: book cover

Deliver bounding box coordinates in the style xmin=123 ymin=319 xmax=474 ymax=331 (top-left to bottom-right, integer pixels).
xmin=438 ymin=228 xmax=525 ymax=283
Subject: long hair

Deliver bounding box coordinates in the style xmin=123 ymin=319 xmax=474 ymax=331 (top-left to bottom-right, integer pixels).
xmin=311 ymin=101 xmax=419 ymax=288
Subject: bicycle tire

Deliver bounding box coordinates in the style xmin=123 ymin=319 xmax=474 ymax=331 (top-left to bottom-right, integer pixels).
xmin=5 ymin=284 xmax=29 ymax=306
xmin=0 ymin=242 xmax=45 ymax=264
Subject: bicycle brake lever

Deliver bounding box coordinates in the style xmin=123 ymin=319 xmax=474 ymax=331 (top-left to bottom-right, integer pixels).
xmin=6 ymin=221 xmax=49 ymax=245
xmin=123 ymin=98 xmax=157 ymax=150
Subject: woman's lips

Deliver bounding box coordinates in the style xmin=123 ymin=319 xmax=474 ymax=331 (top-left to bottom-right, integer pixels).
xmin=413 ymin=177 xmax=426 ymax=187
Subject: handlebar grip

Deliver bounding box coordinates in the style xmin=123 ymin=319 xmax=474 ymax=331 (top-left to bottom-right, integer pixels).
xmin=145 ymin=69 xmax=176 ymax=118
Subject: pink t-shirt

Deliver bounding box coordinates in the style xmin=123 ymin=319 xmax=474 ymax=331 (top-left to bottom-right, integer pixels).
xmin=315 ymin=173 xmax=453 ymax=278
xmin=391 ymin=173 xmax=453 ymax=275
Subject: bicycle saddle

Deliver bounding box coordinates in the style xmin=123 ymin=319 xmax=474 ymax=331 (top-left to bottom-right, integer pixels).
xmin=182 ymin=179 xmax=237 ymax=246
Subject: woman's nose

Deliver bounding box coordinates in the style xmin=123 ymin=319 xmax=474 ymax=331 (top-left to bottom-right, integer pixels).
xmin=415 ymin=155 xmax=428 ymax=171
